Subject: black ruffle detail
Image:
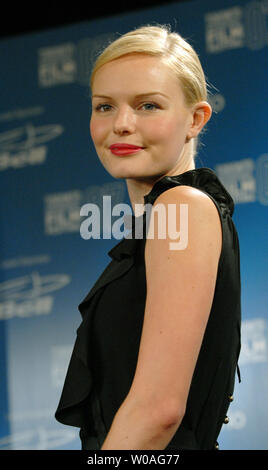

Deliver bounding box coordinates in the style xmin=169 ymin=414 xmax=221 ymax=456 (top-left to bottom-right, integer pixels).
xmin=55 ymin=290 xmax=103 ymax=428
xmin=144 ymin=168 xmax=234 ymax=217
xmin=107 ymin=168 xmax=233 ymax=262
xmin=55 ymin=167 xmax=235 ymax=431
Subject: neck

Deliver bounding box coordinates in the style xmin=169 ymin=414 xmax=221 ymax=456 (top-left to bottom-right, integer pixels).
xmin=126 ymin=163 xmax=195 ymax=217
xmin=126 ymin=177 xmax=156 ymax=216
xmin=126 ymin=144 xmax=195 ymax=216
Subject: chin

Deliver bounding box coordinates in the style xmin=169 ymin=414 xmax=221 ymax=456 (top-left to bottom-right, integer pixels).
xmin=102 ymin=163 xmax=146 ymax=180
xmin=101 ymin=158 xmax=166 ymax=182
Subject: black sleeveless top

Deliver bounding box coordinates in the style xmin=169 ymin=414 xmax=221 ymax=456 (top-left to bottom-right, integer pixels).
xmin=55 ymin=168 xmax=241 ymax=450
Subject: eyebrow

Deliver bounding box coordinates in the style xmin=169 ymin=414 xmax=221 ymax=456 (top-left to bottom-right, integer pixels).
xmin=91 ymin=92 xmax=169 ymax=100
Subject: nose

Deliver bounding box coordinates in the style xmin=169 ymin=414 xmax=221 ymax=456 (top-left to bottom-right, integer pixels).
xmin=113 ymin=105 xmax=136 ymax=135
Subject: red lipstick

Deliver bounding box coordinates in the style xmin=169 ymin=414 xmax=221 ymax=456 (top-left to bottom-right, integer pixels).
xmin=109 ymin=143 xmax=144 ymax=156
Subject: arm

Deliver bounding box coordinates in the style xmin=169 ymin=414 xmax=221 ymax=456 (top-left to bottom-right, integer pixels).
xmin=101 ymin=185 xmax=222 ymax=450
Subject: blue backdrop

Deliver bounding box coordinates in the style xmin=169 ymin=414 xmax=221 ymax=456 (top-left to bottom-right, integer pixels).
xmin=0 ymin=0 xmax=267 ymax=450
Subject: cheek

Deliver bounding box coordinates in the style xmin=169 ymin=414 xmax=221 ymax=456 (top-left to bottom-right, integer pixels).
xmin=90 ymin=118 xmax=105 ymax=145
xmin=89 ymin=118 xmax=97 ymax=142
xmin=144 ymin=116 xmax=187 ymax=144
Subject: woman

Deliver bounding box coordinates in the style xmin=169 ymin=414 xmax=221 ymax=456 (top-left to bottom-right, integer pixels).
xmin=55 ymin=25 xmax=241 ymax=450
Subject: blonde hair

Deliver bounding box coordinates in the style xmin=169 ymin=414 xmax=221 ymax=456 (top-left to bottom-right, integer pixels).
xmin=90 ymin=25 xmax=209 ymax=166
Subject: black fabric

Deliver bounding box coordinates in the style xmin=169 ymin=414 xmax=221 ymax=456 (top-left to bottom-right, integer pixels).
xmin=55 ymin=168 xmax=241 ymax=450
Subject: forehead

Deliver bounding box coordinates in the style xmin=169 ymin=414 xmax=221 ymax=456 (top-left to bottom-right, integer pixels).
xmin=91 ymin=54 xmax=182 ymax=98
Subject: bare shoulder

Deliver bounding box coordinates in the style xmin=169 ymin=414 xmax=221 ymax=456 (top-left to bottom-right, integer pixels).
xmin=131 ymin=185 xmax=223 ymax=411
xmin=145 ymin=184 xmax=222 ymax=260
xmin=152 ymin=184 xmax=220 ymax=216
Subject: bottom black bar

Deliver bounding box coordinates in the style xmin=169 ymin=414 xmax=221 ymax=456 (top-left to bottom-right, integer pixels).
xmin=0 ymin=449 xmax=266 ymax=466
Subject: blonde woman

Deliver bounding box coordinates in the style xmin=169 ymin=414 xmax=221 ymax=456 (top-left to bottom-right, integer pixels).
xmin=55 ymin=25 xmax=241 ymax=451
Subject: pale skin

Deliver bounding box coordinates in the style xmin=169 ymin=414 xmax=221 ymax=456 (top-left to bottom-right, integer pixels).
xmin=90 ymin=54 xmax=221 ymax=449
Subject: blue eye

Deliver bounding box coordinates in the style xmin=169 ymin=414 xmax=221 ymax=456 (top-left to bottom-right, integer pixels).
xmin=95 ymin=104 xmax=112 ymax=112
xmin=140 ymin=102 xmax=160 ymax=111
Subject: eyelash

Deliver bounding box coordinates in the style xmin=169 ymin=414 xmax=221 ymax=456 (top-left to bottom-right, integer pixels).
xmin=94 ymin=102 xmax=161 ymax=113
xmin=140 ymin=102 xmax=160 ymax=111
xmin=94 ymin=104 xmax=112 ymax=112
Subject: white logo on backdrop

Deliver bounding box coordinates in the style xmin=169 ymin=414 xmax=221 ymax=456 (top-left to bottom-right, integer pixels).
xmin=0 ymin=106 xmax=45 ymax=123
xmin=44 ymin=181 xmax=126 ymax=236
xmin=239 ymin=318 xmax=268 ymax=365
xmin=0 ymin=271 xmax=71 ymax=320
xmin=222 ymin=410 xmax=247 ymax=431
xmin=38 ymin=43 xmax=77 ymax=87
xmin=38 ymin=33 xmax=116 ymax=88
xmin=205 ymin=0 xmax=268 ymax=53
xmin=0 ymin=123 xmax=64 ymax=171
xmin=0 ymin=427 xmax=77 ymax=450
xmin=50 ymin=345 xmax=73 ymax=389
xmin=208 ymin=93 xmax=226 ymax=113
xmin=0 ymin=254 xmax=51 ymax=270
xmin=215 ymin=154 xmax=268 ymax=205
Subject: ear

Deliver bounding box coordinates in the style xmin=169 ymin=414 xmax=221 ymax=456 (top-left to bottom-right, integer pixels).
xmin=187 ymin=101 xmax=212 ymax=140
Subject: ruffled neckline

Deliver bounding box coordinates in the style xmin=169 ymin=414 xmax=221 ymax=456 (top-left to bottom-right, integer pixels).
xmin=108 ymin=167 xmax=234 ymax=261
xmin=143 ymin=167 xmax=233 ymax=212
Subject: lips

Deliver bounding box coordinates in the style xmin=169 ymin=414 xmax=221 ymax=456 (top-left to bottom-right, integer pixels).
xmin=109 ymin=143 xmax=144 ymax=156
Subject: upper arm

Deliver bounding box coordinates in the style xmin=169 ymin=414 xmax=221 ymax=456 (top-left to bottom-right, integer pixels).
xmin=127 ymin=185 xmax=222 ymax=419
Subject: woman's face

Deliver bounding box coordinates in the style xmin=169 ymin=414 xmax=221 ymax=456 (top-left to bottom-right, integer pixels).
xmin=90 ymin=54 xmax=198 ymax=182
